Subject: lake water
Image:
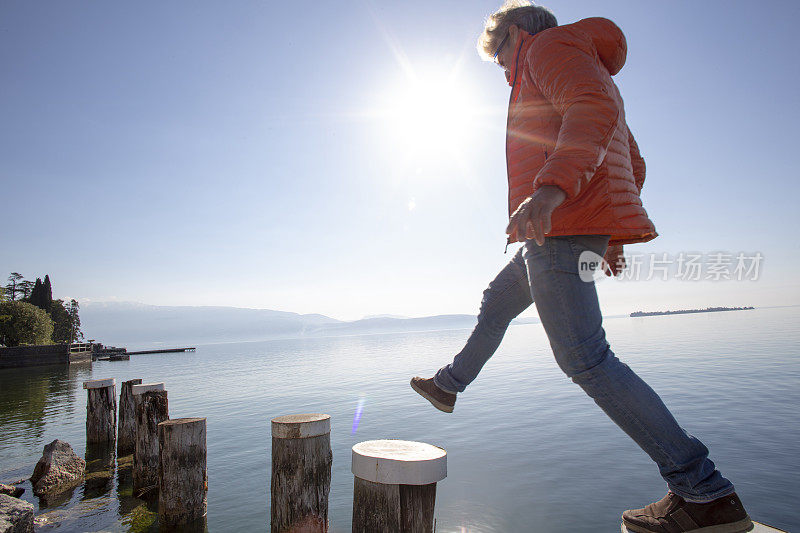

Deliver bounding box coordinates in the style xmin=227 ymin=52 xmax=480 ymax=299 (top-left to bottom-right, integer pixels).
xmin=1 ymin=306 xmax=798 ymax=532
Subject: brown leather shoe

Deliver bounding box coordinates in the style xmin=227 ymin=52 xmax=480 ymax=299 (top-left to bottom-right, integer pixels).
xmin=410 ymin=377 xmax=456 ymax=413
xmin=622 ymin=492 xmax=753 ymax=533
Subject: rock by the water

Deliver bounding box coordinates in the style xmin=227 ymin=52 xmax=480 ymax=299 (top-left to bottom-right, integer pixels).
xmin=0 ymin=494 xmax=34 ymax=533
xmin=29 ymin=440 xmax=85 ymax=497
xmin=0 ymin=487 xmax=22 ymax=499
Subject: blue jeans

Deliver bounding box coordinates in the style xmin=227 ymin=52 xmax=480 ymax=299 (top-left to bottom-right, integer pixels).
xmin=434 ymin=235 xmax=735 ymax=503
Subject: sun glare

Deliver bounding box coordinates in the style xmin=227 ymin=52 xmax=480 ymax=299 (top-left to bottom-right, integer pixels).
xmin=373 ymin=71 xmax=479 ymax=159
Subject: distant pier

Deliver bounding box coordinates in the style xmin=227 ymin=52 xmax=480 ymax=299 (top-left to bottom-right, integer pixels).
xmin=125 ymin=347 xmax=196 ymax=355
xmin=630 ymin=306 xmax=755 ymax=318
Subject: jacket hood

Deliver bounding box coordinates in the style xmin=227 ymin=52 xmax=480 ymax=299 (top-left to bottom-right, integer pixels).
xmin=571 ymin=17 xmax=627 ymax=75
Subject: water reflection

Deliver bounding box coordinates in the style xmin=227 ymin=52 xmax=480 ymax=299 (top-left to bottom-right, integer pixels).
xmin=36 ymin=479 xmax=80 ymax=510
xmin=0 ymin=363 xmax=91 ymax=465
xmin=84 ymin=441 xmax=115 ymax=500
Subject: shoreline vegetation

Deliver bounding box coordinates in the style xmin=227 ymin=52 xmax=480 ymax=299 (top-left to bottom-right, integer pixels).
xmin=1 ymin=272 xmax=83 ymax=348
xmin=630 ymin=306 xmax=755 ymax=317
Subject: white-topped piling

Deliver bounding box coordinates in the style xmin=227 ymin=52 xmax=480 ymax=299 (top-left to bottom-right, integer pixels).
xmin=132 ymin=382 xmax=168 ymax=496
xmin=83 ymin=378 xmax=117 ymax=444
xmin=132 ymin=382 xmax=164 ymax=394
xmin=270 ymin=414 xmax=332 ymax=533
xmin=351 ymin=439 xmax=447 ymax=533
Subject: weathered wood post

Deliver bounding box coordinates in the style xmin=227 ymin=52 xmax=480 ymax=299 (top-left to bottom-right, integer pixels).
xmin=158 ymin=417 xmax=208 ymax=529
xmin=351 ymin=440 xmax=447 ymax=533
xmin=270 ymin=413 xmax=332 ymax=533
xmin=132 ymin=383 xmax=168 ymax=497
xmin=117 ymin=378 xmax=142 ymax=456
xmin=83 ymin=378 xmax=117 ymax=444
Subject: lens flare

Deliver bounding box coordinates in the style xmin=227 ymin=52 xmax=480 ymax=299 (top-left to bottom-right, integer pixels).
xmin=351 ymin=395 xmax=366 ymax=435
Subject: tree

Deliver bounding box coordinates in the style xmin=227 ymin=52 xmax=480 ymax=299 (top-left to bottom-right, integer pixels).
xmin=17 ymin=280 xmax=34 ymax=300
xmin=67 ymin=299 xmax=83 ymax=343
xmin=50 ymin=300 xmax=71 ymax=343
xmin=0 ymin=288 xmax=9 ymax=343
xmin=43 ymin=275 xmax=53 ymax=311
xmin=0 ymin=300 xmax=54 ymax=347
xmin=50 ymin=300 xmax=83 ymax=344
xmin=5 ymin=272 xmax=24 ymax=301
xmin=28 ymin=278 xmax=45 ymax=309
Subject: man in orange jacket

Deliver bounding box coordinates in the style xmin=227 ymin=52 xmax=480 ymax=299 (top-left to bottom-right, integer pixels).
xmin=411 ymin=2 xmax=752 ymax=532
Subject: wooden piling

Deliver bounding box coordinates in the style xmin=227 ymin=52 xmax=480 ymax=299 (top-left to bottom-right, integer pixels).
xmin=83 ymin=378 xmax=117 ymax=444
xmin=158 ymin=417 xmax=208 ymax=529
xmin=270 ymin=413 xmax=332 ymax=533
xmin=351 ymin=440 xmax=447 ymax=533
xmin=117 ymin=378 xmax=142 ymax=456
xmin=132 ymin=383 xmax=168 ymax=497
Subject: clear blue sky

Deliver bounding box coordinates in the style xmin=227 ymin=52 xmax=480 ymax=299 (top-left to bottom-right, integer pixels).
xmin=2 ymin=1 xmax=799 ymax=320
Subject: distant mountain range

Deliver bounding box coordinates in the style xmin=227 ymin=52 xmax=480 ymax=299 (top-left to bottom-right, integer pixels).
xmin=80 ymin=301 xmax=544 ymax=349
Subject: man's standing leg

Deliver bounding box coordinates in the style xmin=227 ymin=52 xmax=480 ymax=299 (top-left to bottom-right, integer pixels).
xmin=524 ymin=235 xmax=736 ymax=502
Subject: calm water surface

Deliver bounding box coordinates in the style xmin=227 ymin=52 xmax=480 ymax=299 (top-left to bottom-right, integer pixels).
xmin=1 ymin=307 xmax=798 ymax=532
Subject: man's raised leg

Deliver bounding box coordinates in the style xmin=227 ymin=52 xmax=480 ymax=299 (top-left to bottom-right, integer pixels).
xmin=411 ymin=247 xmax=533 ymax=412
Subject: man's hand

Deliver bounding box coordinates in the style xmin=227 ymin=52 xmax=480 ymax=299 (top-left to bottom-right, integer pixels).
xmin=506 ymin=185 xmax=566 ymax=246
xmin=603 ymin=244 xmax=626 ymax=276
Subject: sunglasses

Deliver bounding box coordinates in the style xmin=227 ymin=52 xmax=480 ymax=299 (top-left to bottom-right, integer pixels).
xmin=493 ymin=33 xmax=510 ymax=62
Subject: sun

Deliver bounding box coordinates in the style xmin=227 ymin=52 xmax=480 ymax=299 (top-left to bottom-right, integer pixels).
xmin=370 ymin=69 xmax=480 ymax=159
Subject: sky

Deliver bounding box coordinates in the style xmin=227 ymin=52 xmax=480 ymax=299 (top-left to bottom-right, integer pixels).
xmin=2 ymin=1 xmax=799 ymax=321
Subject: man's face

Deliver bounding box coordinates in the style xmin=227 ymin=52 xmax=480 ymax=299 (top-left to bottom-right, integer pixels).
xmin=495 ymin=24 xmax=520 ymax=77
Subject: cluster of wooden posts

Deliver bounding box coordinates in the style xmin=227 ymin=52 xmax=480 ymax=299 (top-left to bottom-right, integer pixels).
xmin=84 ymin=378 xmax=206 ymax=529
xmin=270 ymin=414 xmax=447 ymax=533
xmin=85 ymin=380 xmax=447 ymax=532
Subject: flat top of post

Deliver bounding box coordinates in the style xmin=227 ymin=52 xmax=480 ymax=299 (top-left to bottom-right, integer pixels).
xmin=158 ymin=417 xmax=205 ymax=427
xmin=271 ymin=413 xmax=330 ymax=439
xmin=353 ymin=440 xmax=446 ymax=462
xmin=131 ymin=383 xmax=165 ymax=394
xmin=83 ymin=378 xmax=115 ymax=389
xmin=352 ymin=439 xmax=447 ymax=485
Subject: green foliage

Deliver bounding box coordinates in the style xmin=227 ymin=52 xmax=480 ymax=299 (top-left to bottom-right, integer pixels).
xmin=67 ymin=299 xmax=83 ymax=342
xmin=28 ymin=278 xmax=46 ymax=309
xmin=50 ymin=299 xmax=83 ymax=343
xmin=0 ymin=300 xmax=54 ymax=347
xmin=43 ymin=275 xmax=53 ymax=310
xmin=17 ymin=280 xmax=34 ymax=300
xmin=5 ymin=272 xmax=24 ymax=301
xmin=50 ymin=300 xmax=71 ymax=343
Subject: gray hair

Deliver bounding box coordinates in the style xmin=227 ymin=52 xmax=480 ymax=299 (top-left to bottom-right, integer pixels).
xmin=477 ymin=0 xmax=558 ymax=61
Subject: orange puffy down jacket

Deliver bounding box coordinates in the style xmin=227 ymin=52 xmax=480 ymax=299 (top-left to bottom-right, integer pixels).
xmin=506 ymin=17 xmax=657 ymax=246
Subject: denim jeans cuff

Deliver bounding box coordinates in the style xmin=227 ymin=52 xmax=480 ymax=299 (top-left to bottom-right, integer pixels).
xmin=668 ymin=483 xmax=736 ymax=503
xmin=433 ymin=370 xmax=461 ymax=394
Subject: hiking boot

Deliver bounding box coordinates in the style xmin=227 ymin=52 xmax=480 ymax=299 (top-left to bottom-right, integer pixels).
xmin=410 ymin=377 xmax=456 ymax=413
xmin=622 ymin=491 xmax=753 ymax=533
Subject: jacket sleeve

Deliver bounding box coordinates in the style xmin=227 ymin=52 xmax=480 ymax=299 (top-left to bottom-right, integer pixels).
xmin=528 ymin=34 xmax=620 ymax=200
xmin=628 ymin=126 xmax=646 ymax=193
